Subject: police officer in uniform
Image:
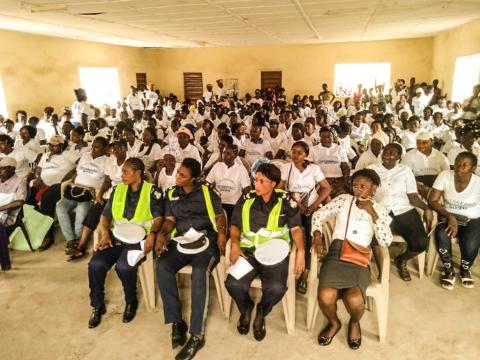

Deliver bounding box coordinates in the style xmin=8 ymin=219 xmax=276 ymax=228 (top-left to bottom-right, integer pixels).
xmin=155 ymin=158 xmax=227 ymax=360
xmin=87 ymin=157 xmax=164 ymax=328
xmin=225 ymin=163 xmax=305 ymax=341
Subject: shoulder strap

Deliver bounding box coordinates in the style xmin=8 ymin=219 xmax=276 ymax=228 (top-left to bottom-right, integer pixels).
xmin=344 ymin=197 xmax=355 ymax=240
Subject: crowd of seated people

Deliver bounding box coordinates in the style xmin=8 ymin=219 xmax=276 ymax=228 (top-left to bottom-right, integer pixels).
xmin=0 ymin=78 xmax=479 ymax=359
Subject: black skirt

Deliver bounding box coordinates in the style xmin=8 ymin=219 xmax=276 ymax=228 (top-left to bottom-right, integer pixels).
xmin=318 ymin=239 xmax=371 ymax=302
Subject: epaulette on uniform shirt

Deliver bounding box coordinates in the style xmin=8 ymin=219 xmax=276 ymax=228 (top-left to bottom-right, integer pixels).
xmin=151 ymin=185 xmax=163 ymax=201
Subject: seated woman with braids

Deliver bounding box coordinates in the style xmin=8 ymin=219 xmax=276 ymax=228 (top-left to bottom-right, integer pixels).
xmin=311 ymin=169 xmax=392 ymax=350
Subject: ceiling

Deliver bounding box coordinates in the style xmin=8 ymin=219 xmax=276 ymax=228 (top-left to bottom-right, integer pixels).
xmin=0 ymin=0 xmax=479 ymax=48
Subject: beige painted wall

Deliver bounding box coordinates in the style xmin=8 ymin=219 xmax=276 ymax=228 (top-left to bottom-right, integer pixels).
xmin=154 ymin=37 xmax=433 ymax=100
xmin=0 ymin=29 xmax=158 ymax=118
xmin=431 ymin=19 xmax=480 ymax=98
xmin=8 ymin=26 xmax=477 ymax=118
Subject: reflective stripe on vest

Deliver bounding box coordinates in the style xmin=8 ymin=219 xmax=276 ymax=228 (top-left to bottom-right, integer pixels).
xmin=112 ymin=181 xmax=153 ymax=232
xmin=167 ymin=184 xmax=217 ymax=236
xmin=240 ymin=189 xmax=290 ymax=249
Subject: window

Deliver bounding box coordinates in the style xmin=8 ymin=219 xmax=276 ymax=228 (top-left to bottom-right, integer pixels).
xmin=0 ymin=77 xmax=7 ymax=118
xmin=78 ymin=67 xmax=121 ymax=108
xmin=451 ymin=54 xmax=480 ymax=103
xmin=334 ymin=63 xmax=391 ymax=97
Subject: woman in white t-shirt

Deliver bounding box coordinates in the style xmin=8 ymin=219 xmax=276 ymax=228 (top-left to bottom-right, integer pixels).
xmin=33 ymin=135 xmax=76 ymax=250
xmin=64 ymin=126 xmax=90 ymax=164
xmin=279 ymin=141 xmax=331 ymax=294
xmin=239 ymin=124 xmax=273 ymax=167
xmin=206 ymin=143 xmax=251 ymax=222
xmin=311 ymin=127 xmax=350 ymax=198
xmin=56 ymin=137 xmax=109 ymax=252
xmin=0 ymin=134 xmax=36 ymax=179
xmin=428 ymin=152 xmax=480 ymax=290
xmin=14 ymin=125 xmax=42 ymax=156
xmin=67 ymin=139 xmax=128 ymax=261
xmin=155 ymin=152 xmax=179 ymax=191
xmin=123 ymin=127 xmax=142 ymax=158
xmin=136 ymin=127 xmax=163 ymax=175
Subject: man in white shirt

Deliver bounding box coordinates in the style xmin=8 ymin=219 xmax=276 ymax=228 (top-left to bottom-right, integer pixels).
xmin=126 ymin=87 xmax=143 ymax=112
xmin=203 ymin=84 xmax=214 ymax=103
xmin=71 ymin=88 xmax=94 ymax=127
xmin=144 ymin=84 xmax=159 ymax=111
xmin=214 ymin=79 xmax=227 ymax=100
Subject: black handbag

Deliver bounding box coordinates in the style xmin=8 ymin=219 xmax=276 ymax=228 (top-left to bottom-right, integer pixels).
xmin=64 ymin=184 xmax=93 ymax=202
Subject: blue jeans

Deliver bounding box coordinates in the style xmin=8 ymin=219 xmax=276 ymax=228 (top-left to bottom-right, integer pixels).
xmin=435 ymin=217 xmax=480 ymax=271
xmin=56 ymin=198 xmax=92 ymax=242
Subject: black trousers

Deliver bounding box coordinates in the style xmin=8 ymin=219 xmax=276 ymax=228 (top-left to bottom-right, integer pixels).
xmin=156 ymin=235 xmax=220 ymax=335
xmin=82 ymin=202 xmax=105 ymax=230
xmin=225 ymin=253 xmax=289 ymax=316
xmin=390 ymin=208 xmax=429 ymax=253
xmin=88 ymin=244 xmax=140 ymax=308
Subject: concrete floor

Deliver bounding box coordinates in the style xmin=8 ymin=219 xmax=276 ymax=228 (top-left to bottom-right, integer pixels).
xmin=1 ymin=236 xmax=480 ymax=360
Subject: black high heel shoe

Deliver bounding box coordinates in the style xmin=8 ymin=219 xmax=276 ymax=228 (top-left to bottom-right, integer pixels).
xmin=317 ymin=323 xmax=341 ymax=346
xmin=347 ymin=319 xmax=362 ymax=350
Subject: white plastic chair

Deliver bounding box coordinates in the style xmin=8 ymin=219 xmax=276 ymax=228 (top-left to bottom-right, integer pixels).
xmin=93 ymin=230 xmax=156 ymax=311
xmin=223 ymin=239 xmax=297 ymax=334
xmin=305 ymin=218 xmax=390 ymax=342
xmin=176 ymin=261 xmax=226 ymax=315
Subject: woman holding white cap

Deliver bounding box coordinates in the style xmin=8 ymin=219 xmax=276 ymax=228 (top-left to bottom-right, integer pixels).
xmin=225 ymin=163 xmax=305 ymax=342
xmin=87 ymin=157 xmax=164 ymax=328
xmin=155 ymin=158 xmax=226 ymax=360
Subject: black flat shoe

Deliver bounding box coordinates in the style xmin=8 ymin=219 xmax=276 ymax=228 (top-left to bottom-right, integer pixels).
xmin=237 ymin=302 xmax=254 ymax=335
xmin=122 ymin=300 xmax=138 ymax=323
xmin=175 ymin=335 xmax=205 ymax=360
xmin=347 ymin=320 xmax=362 ymax=350
xmin=253 ymin=304 xmax=266 ymax=341
xmin=88 ymin=305 xmax=106 ymax=329
xmin=172 ymin=320 xmax=188 ymax=349
xmin=317 ymin=323 xmax=341 ymax=346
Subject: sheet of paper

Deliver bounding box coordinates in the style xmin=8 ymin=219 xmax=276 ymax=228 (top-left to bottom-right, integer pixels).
xmin=127 ymin=240 xmax=146 ymax=267
xmin=227 ymin=256 xmax=254 ymax=280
